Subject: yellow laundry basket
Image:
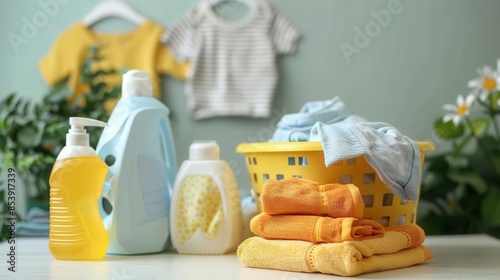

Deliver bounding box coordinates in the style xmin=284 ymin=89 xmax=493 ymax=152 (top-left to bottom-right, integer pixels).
xmin=236 ymin=141 xmax=434 ymax=227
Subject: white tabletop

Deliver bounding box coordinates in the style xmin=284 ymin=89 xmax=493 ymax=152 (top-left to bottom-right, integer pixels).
xmin=1 ymin=234 xmax=499 ymax=279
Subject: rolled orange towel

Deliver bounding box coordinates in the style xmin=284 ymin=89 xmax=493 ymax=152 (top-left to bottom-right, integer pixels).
xmin=250 ymin=213 xmax=384 ymax=243
xmin=261 ymin=178 xmax=364 ymax=218
xmin=238 ymin=224 xmax=432 ymax=276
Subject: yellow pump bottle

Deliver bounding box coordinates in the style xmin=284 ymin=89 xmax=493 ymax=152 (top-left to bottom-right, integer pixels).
xmin=49 ymin=117 xmax=109 ymax=260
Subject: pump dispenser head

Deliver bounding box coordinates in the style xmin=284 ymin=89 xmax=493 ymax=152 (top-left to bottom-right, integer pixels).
xmin=122 ymin=70 xmax=153 ymax=97
xmin=67 ymin=117 xmax=107 ymax=146
xmin=189 ymin=141 xmax=220 ymax=160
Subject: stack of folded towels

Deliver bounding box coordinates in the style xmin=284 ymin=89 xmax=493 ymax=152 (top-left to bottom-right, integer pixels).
xmin=237 ymin=178 xmax=433 ymax=276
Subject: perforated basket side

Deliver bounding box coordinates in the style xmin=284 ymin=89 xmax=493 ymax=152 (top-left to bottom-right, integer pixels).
xmin=237 ymin=142 xmax=433 ymax=227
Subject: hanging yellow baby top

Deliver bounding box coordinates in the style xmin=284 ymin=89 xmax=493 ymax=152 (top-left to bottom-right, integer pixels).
xmin=39 ymin=20 xmax=189 ymax=110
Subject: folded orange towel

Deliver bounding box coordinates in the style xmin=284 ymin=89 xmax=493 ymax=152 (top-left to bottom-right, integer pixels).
xmin=250 ymin=213 xmax=384 ymax=243
xmin=261 ymin=178 xmax=364 ymax=218
xmin=238 ymin=224 xmax=432 ymax=276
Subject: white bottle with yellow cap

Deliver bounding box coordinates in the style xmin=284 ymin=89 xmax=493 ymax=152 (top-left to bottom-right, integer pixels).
xmin=170 ymin=141 xmax=243 ymax=255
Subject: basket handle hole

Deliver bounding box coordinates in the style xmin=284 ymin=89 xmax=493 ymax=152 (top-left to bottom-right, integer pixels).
xmin=339 ymin=174 xmax=352 ymax=184
xmin=380 ymin=216 xmax=390 ymax=227
xmin=383 ymin=193 xmax=394 ymax=206
xmin=398 ymin=214 xmax=406 ymax=225
xmin=363 ymin=173 xmax=376 ymax=185
xmin=263 ymin=174 xmax=270 ymax=182
xmin=256 ymin=192 xmax=262 ymax=205
xmin=288 ymin=157 xmax=296 ymax=166
xmin=298 ymin=157 xmax=308 ymax=166
xmin=276 ymin=174 xmax=284 ymax=180
xmin=362 ymin=195 xmax=374 ymax=207
xmin=346 ymin=158 xmax=357 ymax=165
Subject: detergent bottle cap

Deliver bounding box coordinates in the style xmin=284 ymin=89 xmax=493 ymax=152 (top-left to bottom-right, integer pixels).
xmin=67 ymin=117 xmax=107 ymax=146
xmin=189 ymin=141 xmax=220 ymax=160
xmin=122 ymin=70 xmax=153 ymax=97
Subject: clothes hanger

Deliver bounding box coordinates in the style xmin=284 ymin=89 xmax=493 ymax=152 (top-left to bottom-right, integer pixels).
xmin=208 ymin=0 xmax=255 ymax=8
xmin=82 ymin=0 xmax=146 ymax=27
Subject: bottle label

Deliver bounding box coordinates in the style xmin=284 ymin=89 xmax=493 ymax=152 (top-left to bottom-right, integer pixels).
xmin=177 ymin=175 xmax=223 ymax=244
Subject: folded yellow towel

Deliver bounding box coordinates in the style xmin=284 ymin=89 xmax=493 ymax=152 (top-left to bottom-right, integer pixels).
xmin=238 ymin=224 xmax=432 ymax=276
xmin=261 ymin=178 xmax=364 ymax=218
xmin=250 ymin=213 xmax=384 ymax=243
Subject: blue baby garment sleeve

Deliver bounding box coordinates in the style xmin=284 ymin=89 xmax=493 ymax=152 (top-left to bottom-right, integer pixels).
xmin=270 ymin=97 xmax=365 ymax=142
xmin=310 ymin=122 xmax=422 ymax=201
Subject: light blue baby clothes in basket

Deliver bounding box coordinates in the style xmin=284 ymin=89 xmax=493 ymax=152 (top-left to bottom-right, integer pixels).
xmin=270 ymin=97 xmax=365 ymax=142
xmin=309 ymin=122 xmax=421 ymax=201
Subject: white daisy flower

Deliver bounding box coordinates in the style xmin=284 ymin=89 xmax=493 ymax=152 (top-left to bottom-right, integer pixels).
xmin=467 ymin=63 xmax=500 ymax=102
xmin=443 ymin=94 xmax=476 ymax=126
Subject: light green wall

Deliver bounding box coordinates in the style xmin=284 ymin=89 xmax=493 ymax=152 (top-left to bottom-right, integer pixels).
xmin=2 ymin=0 xmax=500 ymax=196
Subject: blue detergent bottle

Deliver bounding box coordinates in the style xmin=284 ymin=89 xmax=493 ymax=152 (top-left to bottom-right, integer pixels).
xmin=96 ymin=70 xmax=177 ymax=254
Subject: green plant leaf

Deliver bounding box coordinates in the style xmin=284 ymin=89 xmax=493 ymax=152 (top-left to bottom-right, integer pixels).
xmin=488 ymin=91 xmax=500 ymax=110
xmin=34 ymin=104 xmax=42 ymax=118
xmin=492 ymin=154 xmax=500 ymax=174
xmin=45 ymin=86 xmax=73 ymax=103
xmin=13 ymin=98 xmax=22 ymax=112
xmin=469 ymin=117 xmax=489 ymax=135
xmin=425 ymin=154 xmax=450 ymax=174
xmin=468 ymin=136 xmax=500 ymax=176
xmin=109 ymin=86 xmax=121 ymax=98
xmin=92 ymin=69 xmax=115 ymax=78
xmin=18 ymin=155 xmax=39 ymax=172
xmin=434 ymin=119 xmax=464 ymax=139
xmin=0 ymin=135 xmax=6 ymax=151
xmin=2 ymin=150 xmax=14 ymax=168
xmin=22 ymin=100 xmax=31 ymax=115
xmin=0 ymin=117 xmax=8 ymax=133
xmin=478 ymin=135 xmax=500 ymax=152
xmin=417 ymin=212 xmax=447 ymax=235
xmin=16 ymin=125 xmax=40 ymax=148
xmin=481 ymin=187 xmax=500 ymax=227
xmin=3 ymin=93 xmax=16 ymax=107
xmin=118 ymin=67 xmax=129 ymax=75
xmin=447 ymin=171 xmax=488 ymax=194
xmin=43 ymin=155 xmax=56 ymax=165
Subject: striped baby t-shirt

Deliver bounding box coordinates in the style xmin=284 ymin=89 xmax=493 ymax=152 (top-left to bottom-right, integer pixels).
xmin=164 ymin=0 xmax=300 ymax=119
